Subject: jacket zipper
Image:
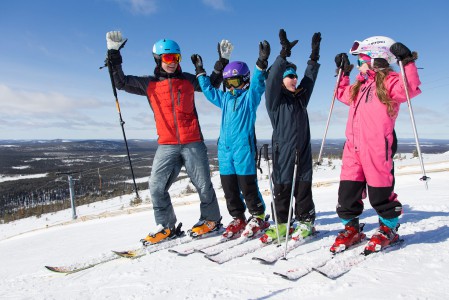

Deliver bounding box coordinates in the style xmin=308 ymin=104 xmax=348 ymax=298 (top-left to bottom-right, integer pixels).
xmin=385 ymin=137 xmax=389 ymax=161
xmin=177 ymin=89 xmax=181 ymax=106
xmin=169 ymin=79 xmax=180 ymax=144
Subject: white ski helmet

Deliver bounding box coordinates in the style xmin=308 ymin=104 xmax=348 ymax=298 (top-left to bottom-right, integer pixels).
xmin=349 ymin=36 xmax=396 ymax=64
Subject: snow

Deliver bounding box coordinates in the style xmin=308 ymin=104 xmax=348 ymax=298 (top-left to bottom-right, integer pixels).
xmin=0 ymin=173 xmax=48 ymax=183
xmin=1 ymin=153 xmax=448 ymax=299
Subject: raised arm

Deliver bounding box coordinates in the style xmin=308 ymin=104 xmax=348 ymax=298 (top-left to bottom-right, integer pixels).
xmin=266 ymin=29 xmax=298 ymax=112
xmin=334 ymin=53 xmax=354 ymax=105
xmin=388 ymin=42 xmax=422 ymax=102
xmin=191 ymin=54 xmax=224 ymax=108
xmin=210 ymin=39 xmax=234 ymax=89
xmin=299 ymin=32 xmax=321 ymax=107
xmin=106 ymin=31 xmax=150 ymax=95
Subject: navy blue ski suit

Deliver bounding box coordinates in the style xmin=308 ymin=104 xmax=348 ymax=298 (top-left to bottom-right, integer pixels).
xmin=265 ymin=56 xmax=320 ymax=223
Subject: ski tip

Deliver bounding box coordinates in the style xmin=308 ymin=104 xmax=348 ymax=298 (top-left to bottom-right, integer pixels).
xmin=112 ymin=250 xmax=140 ymax=258
xmin=45 ymin=266 xmax=62 ymax=273
xmin=45 ymin=265 xmax=75 ymax=274
xmin=252 ymin=257 xmax=276 ymax=265
xmin=273 ymin=271 xmax=292 ymax=280
xmin=204 ymin=255 xmax=222 ymax=264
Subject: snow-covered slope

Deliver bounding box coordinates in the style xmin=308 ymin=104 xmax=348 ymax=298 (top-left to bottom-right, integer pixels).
xmin=1 ymin=153 xmax=448 ymax=299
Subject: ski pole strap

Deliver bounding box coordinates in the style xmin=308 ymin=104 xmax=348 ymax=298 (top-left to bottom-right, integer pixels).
xmin=257 ymin=146 xmax=263 ymax=173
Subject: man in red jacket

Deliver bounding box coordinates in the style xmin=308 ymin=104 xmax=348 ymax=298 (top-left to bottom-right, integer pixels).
xmin=106 ymin=31 xmax=232 ymax=244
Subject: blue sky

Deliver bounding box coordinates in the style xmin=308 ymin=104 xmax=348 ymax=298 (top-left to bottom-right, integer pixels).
xmin=1 ymin=0 xmax=448 ymax=141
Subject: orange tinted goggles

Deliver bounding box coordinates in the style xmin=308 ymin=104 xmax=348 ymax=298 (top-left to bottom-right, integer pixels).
xmin=161 ymin=53 xmax=181 ymax=64
xmin=224 ymin=77 xmax=243 ymax=88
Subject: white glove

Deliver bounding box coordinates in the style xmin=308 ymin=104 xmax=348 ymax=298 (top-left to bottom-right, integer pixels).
xmin=219 ymin=39 xmax=233 ymax=60
xmin=106 ymin=31 xmax=127 ymax=50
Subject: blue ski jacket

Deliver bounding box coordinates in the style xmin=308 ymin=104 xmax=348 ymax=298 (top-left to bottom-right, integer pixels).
xmin=198 ymin=66 xmax=266 ymax=175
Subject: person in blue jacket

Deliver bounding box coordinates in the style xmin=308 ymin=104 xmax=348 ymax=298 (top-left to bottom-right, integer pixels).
xmin=191 ymin=40 xmax=271 ymax=239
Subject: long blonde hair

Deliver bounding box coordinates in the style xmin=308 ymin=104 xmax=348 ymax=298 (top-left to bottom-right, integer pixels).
xmin=349 ymin=67 xmax=397 ymax=117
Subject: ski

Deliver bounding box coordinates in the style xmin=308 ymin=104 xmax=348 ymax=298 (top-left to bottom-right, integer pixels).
xmin=116 ymin=227 xmax=225 ymax=258
xmin=252 ymin=231 xmax=327 ymax=264
xmin=200 ymin=215 xmax=271 ymax=256
xmin=45 ymin=253 xmax=120 ymax=274
xmin=168 ymin=229 xmax=227 ymax=256
xmin=205 ymin=235 xmax=272 ymax=264
xmin=45 ymin=227 xmax=223 ymax=273
xmin=313 ymin=238 xmax=405 ymax=279
xmin=273 ymin=238 xmax=367 ymax=280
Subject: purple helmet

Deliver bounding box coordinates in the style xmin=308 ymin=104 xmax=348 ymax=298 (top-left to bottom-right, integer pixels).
xmin=223 ymin=61 xmax=250 ymax=81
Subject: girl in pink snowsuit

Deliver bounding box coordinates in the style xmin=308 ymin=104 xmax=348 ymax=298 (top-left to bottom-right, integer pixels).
xmin=330 ymin=37 xmax=421 ymax=255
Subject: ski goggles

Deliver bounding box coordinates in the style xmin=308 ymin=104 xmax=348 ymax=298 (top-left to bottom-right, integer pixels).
xmin=224 ymin=76 xmax=244 ymax=88
xmin=161 ymin=53 xmax=181 ymax=64
xmin=285 ymin=74 xmax=298 ymax=79
xmin=351 ymin=41 xmax=361 ymax=53
xmin=357 ymin=59 xmax=370 ymax=67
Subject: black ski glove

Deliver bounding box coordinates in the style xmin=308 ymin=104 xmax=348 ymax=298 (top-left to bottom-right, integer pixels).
xmin=309 ymin=32 xmax=322 ymax=61
xmin=107 ymin=49 xmax=123 ymax=66
xmin=390 ymin=42 xmax=418 ymax=66
xmin=191 ymin=54 xmax=206 ymax=76
xmin=335 ymin=53 xmax=354 ymax=76
xmin=256 ymin=40 xmax=270 ymax=70
xmin=279 ymin=29 xmax=298 ymax=59
xmin=213 ymin=42 xmax=229 ymax=73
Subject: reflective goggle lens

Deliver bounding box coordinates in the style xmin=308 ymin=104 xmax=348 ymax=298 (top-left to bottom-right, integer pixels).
xmin=161 ymin=53 xmax=181 ymax=64
xmin=286 ymin=74 xmax=298 ymax=79
xmin=357 ymin=59 xmax=370 ymax=67
xmin=225 ymin=77 xmax=243 ymax=88
xmin=351 ymin=41 xmax=360 ymax=52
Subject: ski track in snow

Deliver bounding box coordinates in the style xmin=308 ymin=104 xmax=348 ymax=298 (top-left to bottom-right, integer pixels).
xmin=1 ymin=153 xmax=449 ymax=299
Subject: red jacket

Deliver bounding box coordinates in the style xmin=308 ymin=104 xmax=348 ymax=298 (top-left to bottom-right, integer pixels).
xmin=147 ymin=78 xmax=201 ymax=144
xmin=112 ymin=65 xmax=223 ymax=144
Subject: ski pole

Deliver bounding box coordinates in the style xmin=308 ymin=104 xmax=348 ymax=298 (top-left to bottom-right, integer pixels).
xmin=263 ymin=144 xmax=281 ymax=245
xmin=398 ymin=60 xmax=429 ymax=189
xmin=316 ymin=61 xmax=344 ymax=165
xmin=100 ymin=52 xmax=140 ymax=200
xmin=283 ymin=149 xmax=299 ymax=259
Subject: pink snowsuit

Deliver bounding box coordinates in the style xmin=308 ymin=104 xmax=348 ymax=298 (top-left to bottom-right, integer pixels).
xmin=337 ymin=63 xmax=421 ymax=186
xmin=336 ymin=62 xmax=421 ymax=221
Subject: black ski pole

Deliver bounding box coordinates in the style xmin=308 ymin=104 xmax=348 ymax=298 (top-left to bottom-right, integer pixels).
xmin=263 ymin=144 xmax=281 ymax=245
xmin=101 ymin=52 xmax=140 ymax=200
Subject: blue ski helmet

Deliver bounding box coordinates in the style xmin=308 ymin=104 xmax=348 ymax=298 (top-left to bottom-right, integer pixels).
xmin=223 ymin=61 xmax=250 ymax=81
xmin=152 ymin=39 xmax=181 ymax=55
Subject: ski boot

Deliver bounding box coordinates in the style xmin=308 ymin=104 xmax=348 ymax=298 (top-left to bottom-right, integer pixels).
xmin=241 ymin=214 xmax=270 ymax=238
xmin=189 ymin=217 xmax=222 ymax=238
xmin=364 ymin=223 xmax=400 ymax=255
xmin=260 ymin=223 xmax=294 ymax=244
xmin=141 ymin=223 xmax=184 ymax=245
xmin=291 ymin=221 xmax=315 ymax=241
xmin=223 ymin=217 xmax=247 ymax=239
xmin=330 ymin=219 xmax=366 ymax=254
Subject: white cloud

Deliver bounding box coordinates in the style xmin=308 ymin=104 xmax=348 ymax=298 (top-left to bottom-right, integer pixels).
xmin=202 ymin=0 xmax=227 ymax=11
xmin=0 ymin=84 xmax=104 ymax=116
